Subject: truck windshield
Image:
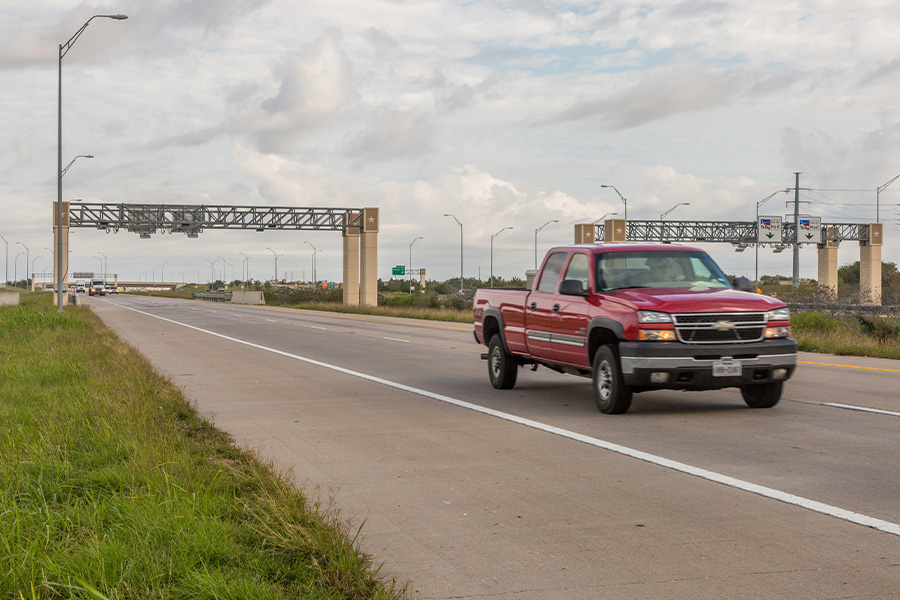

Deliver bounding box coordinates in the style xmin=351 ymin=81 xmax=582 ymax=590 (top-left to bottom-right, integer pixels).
xmin=595 ymin=250 xmax=732 ymax=292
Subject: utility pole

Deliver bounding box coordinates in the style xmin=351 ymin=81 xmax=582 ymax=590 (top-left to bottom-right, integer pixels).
xmin=792 ymin=172 xmax=801 ymax=288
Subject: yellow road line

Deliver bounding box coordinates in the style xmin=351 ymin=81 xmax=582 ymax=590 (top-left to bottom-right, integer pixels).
xmin=798 ymin=360 xmax=900 ymax=373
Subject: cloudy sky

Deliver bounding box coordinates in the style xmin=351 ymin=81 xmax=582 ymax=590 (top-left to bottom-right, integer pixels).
xmin=3 ymin=0 xmax=900 ymax=286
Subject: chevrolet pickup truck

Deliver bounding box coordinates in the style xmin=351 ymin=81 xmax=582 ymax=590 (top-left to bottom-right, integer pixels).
xmin=473 ymin=243 xmax=797 ymax=414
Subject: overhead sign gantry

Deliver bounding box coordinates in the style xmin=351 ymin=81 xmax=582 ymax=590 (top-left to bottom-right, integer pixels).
xmin=55 ymin=202 xmax=380 ymax=306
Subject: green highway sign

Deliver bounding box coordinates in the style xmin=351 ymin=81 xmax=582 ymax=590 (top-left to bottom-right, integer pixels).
xmin=392 ymin=265 xmax=405 ymax=276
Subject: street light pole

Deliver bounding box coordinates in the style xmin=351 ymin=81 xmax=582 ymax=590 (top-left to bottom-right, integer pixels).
xmin=304 ymin=242 xmax=316 ymax=283
xmin=755 ymin=189 xmax=791 ymax=292
xmin=58 ymin=13 xmax=127 ymax=311
xmin=876 ymin=173 xmax=900 ymax=224
xmin=0 ymin=232 xmax=7 ymax=288
xmin=490 ymin=226 xmax=513 ymax=288
xmin=16 ymin=242 xmax=28 ymax=291
xmin=534 ymin=220 xmax=558 ymax=269
xmin=409 ymin=236 xmax=423 ymax=293
xmin=266 ymin=248 xmax=282 ymax=281
xmin=600 ymin=184 xmax=628 ymax=221
xmin=15 ymin=253 xmax=24 ymax=287
xmin=443 ymin=214 xmax=464 ymax=296
xmin=97 ymin=251 xmax=107 ymax=279
xmin=239 ymin=252 xmax=250 ymax=282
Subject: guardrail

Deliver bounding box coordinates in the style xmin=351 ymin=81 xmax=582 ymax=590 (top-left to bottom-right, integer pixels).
xmin=191 ymin=292 xmax=232 ymax=302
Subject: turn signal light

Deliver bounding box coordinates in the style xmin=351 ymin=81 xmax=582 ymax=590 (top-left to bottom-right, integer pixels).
xmin=639 ymin=329 xmax=677 ymax=341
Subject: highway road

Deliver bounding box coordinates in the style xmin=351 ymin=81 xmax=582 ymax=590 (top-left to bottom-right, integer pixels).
xmin=87 ymin=294 xmax=900 ymax=599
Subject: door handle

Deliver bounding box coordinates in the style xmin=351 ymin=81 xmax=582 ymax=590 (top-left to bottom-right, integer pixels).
xmin=552 ymin=304 xmax=560 ymax=313
xmin=529 ymin=302 xmax=537 ymax=311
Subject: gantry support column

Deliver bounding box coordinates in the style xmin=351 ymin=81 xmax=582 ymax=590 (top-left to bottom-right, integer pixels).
xmin=342 ymin=221 xmax=361 ymax=306
xmin=52 ymin=201 xmax=70 ymax=305
xmin=816 ymin=227 xmax=839 ymax=300
xmin=860 ymin=223 xmax=883 ymax=306
xmin=359 ymin=207 xmax=379 ymax=307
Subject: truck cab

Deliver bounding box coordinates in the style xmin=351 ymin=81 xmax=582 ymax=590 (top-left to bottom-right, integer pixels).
xmin=89 ymin=279 xmax=106 ymax=296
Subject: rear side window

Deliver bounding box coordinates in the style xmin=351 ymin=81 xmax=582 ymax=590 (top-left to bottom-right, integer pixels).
xmin=536 ymin=252 xmax=568 ymax=293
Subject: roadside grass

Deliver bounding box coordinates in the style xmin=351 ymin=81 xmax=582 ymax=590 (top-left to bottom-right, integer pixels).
xmin=0 ymin=293 xmax=408 ymax=599
xmin=790 ymin=311 xmax=900 ymax=359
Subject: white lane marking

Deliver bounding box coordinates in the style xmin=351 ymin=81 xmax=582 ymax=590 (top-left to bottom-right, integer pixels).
xmin=265 ymin=319 xmax=277 ymax=322
xmin=109 ymin=300 xmax=900 ymax=538
xmin=382 ymin=336 xmax=410 ymax=343
xmin=825 ymin=403 xmax=900 ymax=418
xmin=309 ymin=326 xmax=327 ymax=330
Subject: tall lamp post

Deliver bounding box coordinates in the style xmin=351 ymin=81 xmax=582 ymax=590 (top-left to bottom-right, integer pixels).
xmin=490 ymin=226 xmax=513 ymax=287
xmin=409 ymin=236 xmax=423 ymax=293
xmin=97 ymin=251 xmax=107 ymax=279
xmin=304 ymin=242 xmax=317 ymax=283
xmin=15 ymin=253 xmax=24 ymax=287
xmin=239 ymin=252 xmax=250 ymax=282
xmin=0 ymin=232 xmax=7 ymax=288
xmin=754 ymin=189 xmax=791 ymax=291
xmin=16 ymin=242 xmax=28 ymax=291
xmin=534 ymin=220 xmax=558 ymax=269
xmin=57 ymin=13 xmax=127 ymax=311
xmin=600 ymin=184 xmax=628 ymax=221
xmin=266 ymin=247 xmax=282 ymax=281
xmin=876 ymin=173 xmax=900 ymax=224
xmin=443 ymin=214 xmax=464 ymax=296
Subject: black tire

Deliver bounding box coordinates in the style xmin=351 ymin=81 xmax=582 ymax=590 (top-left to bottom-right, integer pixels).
xmin=487 ymin=334 xmax=518 ymax=390
xmin=740 ymin=382 xmax=783 ymax=408
xmin=592 ymin=345 xmax=632 ymax=414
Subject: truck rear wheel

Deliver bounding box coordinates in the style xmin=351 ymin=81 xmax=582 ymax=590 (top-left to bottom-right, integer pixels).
xmin=592 ymin=345 xmax=632 ymax=414
xmin=740 ymin=382 xmax=783 ymax=408
xmin=488 ymin=334 xmax=518 ymax=390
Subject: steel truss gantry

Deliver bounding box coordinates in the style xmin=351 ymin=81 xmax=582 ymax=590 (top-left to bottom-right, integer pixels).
xmin=67 ymin=203 xmax=365 ymax=237
xmin=595 ymin=220 xmax=874 ymax=246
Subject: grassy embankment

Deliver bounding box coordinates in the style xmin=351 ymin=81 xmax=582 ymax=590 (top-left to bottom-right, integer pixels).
xmin=0 ymin=292 xmax=407 ymax=599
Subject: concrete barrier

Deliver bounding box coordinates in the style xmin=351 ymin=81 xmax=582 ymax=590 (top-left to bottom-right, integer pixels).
xmin=0 ymin=292 xmax=20 ymax=306
xmin=230 ymin=291 xmax=265 ymax=305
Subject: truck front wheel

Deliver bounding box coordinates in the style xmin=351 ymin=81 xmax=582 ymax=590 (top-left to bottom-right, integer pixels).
xmin=488 ymin=334 xmax=518 ymax=390
xmin=740 ymin=382 xmax=783 ymax=408
xmin=592 ymin=345 xmax=632 ymax=414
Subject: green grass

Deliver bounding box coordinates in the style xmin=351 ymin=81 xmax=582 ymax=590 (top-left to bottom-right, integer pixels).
xmin=791 ymin=311 xmax=900 ymax=359
xmin=0 ymin=293 xmax=408 ymax=599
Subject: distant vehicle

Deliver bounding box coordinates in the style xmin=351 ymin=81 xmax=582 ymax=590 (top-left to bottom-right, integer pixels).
xmin=105 ymin=284 xmax=118 ymax=294
xmin=75 ymin=283 xmax=85 ymax=293
xmin=89 ymin=279 xmax=106 ymax=296
xmin=217 ymin=287 xmax=226 ymax=292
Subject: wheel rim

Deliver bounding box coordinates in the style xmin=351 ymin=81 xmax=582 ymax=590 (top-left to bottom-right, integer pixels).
xmin=597 ymin=359 xmax=612 ymax=402
xmin=490 ymin=346 xmax=502 ymax=379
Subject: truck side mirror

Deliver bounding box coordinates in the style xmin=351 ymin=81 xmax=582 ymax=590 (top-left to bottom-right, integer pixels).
xmin=559 ymin=279 xmax=588 ymax=296
xmin=732 ymin=276 xmax=753 ymax=292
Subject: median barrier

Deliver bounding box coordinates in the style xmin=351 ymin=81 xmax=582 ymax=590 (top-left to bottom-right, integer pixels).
xmin=230 ymin=291 xmax=265 ymax=305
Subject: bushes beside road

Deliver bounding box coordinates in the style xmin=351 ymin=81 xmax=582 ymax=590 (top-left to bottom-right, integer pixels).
xmin=0 ymin=293 xmax=407 ymax=599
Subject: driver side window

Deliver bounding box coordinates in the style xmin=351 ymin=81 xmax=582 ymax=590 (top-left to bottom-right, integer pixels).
xmin=562 ymin=253 xmax=590 ymax=293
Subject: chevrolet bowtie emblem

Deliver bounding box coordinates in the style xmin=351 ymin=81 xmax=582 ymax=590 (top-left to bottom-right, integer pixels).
xmin=713 ymin=320 xmax=735 ymax=331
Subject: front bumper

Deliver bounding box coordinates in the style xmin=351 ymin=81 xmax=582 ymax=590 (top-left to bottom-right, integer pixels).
xmin=619 ymin=338 xmax=798 ymax=390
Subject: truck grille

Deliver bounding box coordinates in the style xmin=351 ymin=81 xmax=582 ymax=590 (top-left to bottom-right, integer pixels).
xmin=673 ymin=312 xmax=766 ymax=344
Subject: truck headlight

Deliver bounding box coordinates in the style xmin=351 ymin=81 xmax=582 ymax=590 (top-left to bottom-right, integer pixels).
xmin=765 ymin=307 xmax=790 ymax=322
xmin=638 ymin=311 xmax=673 ymax=324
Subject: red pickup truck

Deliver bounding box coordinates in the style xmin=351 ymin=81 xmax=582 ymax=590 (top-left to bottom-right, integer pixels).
xmin=473 ymin=243 xmax=797 ymax=414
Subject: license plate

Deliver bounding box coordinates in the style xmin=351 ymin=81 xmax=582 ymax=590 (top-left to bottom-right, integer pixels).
xmin=712 ymin=359 xmax=741 ymax=377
